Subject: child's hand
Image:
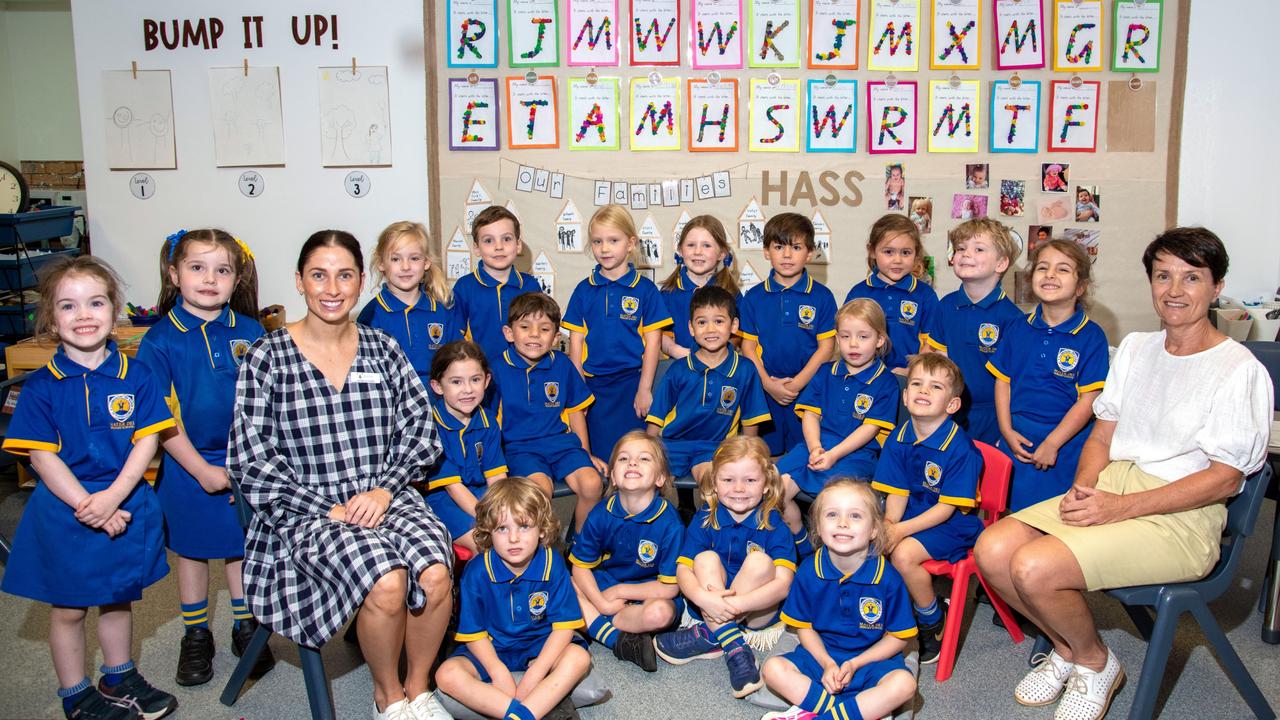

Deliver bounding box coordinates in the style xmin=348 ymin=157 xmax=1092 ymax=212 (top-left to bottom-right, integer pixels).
xmin=599 ymin=586 xmax=629 ymax=615
xmin=75 ymin=490 xmax=123 ymax=529
xmin=1002 ymin=429 xmax=1036 ymax=464
xmin=700 ymin=588 xmax=740 ymax=624
xmin=197 ymin=463 xmax=232 ymax=494
xmin=882 ymin=521 xmax=904 ymax=553
xmin=1030 ymin=441 xmax=1059 ymax=471
xmin=821 ymin=661 xmax=851 ymax=694
xmin=633 ymin=388 xmax=653 ymax=419
xmin=590 ymin=455 xmax=609 ymax=475
xmin=102 ymin=509 xmax=132 ymax=538
xmin=765 ymin=376 xmax=798 ymax=405
xmin=809 ymin=451 xmax=835 ymax=472
xmin=807 ymin=446 xmax=825 ymax=465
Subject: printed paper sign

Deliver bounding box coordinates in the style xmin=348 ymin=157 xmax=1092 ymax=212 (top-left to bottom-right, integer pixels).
xmin=569 ymin=77 xmax=621 ymax=150
xmin=691 ymin=0 xmax=745 ymax=69
xmin=994 ymin=0 xmax=1045 ymax=70
xmin=449 ymin=0 xmax=499 ymax=67
xmin=674 ymin=210 xmax=692 ymax=238
xmin=447 ymin=251 xmax=472 ymax=279
xmin=739 ymin=259 xmax=762 ymax=290
xmin=448 ymin=226 xmax=469 ymax=250
xmin=467 ymin=180 xmax=492 ymax=204
xmin=806 ymin=79 xmax=858 ymax=152
xmin=749 ymin=78 xmax=801 ymax=152
xmin=568 ymin=0 xmax=621 ymax=66
xmin=558 ymin=199 xmax=584 ymax=224
xmin=556 ymin=222 xmax=584 ymax=251
xmin=449 ymin=78 xmax=500 ymax=151
xmin=866 ymin=80 xmax=917 ymax=154
xmin=868 ymin=0 xmax=920 ymax=71
xmin=1053 ymin=0 xmax=1103 ymax=72
xmin=811 ymin=209 xmax=831 ymax=263
xmin=631 ymin=0 xmax=682 ymax=65
xmin=1112 ymin=0 xmax=1162 ymax=72
xmin=508 ymin=0 xmax=560 ymax=67
xmin=931 ymin=0 xmax=981 ymax=70
xmin=989 ymin=79 xmax=1040 ymax=153
xmin=506 ymin=76 xmax=559 ymax=148
xmin=638 ymin=215 xmax=664 ymax=266
xmin=687 ymin=78 xmax=740 ymax=151
xmin=739 ymin=198 xmax=766 ymax=249
xmin=749 ymin=0 xmax=802 ymax=68
xmin=1048 ymin=79 xmax=1100 ymax=151
xmin=630 ymin=77 xmax=682 ymax=150
xmin=927 ymin=79 xmax=980 ymax=153
xmin=713 ymin=170 xmax=732 ymax=196
xmin=808 ymin=0 xmax=861 ymax=69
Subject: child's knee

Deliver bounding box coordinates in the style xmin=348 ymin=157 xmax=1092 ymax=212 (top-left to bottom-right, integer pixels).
xmin=761 ymin=655 xmax=795 ymax=684
xmin=740 ymin=550 xmax=777 ymax=575
xmin=562 ymin=642 xmax=592 ymax=673
xmin=435 ymin=657 xmax=472 ymax=689
xmin=882 ymin=668 xmax=917 ymax=703
xmin=643 ymin=599 xmax=676 ymax=628
xmin=568 ymin=468 xmax=603 ymax=499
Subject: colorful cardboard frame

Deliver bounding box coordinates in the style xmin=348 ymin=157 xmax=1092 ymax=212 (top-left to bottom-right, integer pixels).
xmin=1112 ymin=0 xmax=1162 ymax=72
xmin=866 ymin=80 xmax=917 ymax=154
xmin=868 ymin=0 xmax=920 ymax=72
xmin=1047 ymin=79 xmax=1099 ymax=152
xmin=568 ymin=0 xmax=621 ymax=66
xmin=629 ymin=76 xmax=683 ymax=150
xmin=927 ymin=79 xmax=980 ymax=153
xmin=568 ymin=76 xmax=621 ymax=150
xmin=807 ymin=0 xmax=861 ymax=69
xmin=993 ymin=0 xmax=1045 ymax=70
xmin=748 ymin=77 xmax=801 ymax=152
xmin=507 ymin=0 xmax=560 ymax=67
xmin=930 ymin=0 xmax=981 ymax=70
xmin=989 ymin=79 xmax=1041 ymax=153
xmin=1053 ymin=0 xmax=1103 ymax=72
xmin=630 ymin=0 xmax=682 ymax=66
xmin=448 ymin=77 xmax=501 ymax=150
xmin=690 ymin=0 xmax=746 ymax=68
xmin=748 ymin=0 xmax=802 ymax=68
xmin=687 ymin=77 xmax=740 ymax=151
xmin=505 ymin=75 xmax=560 ymax=148
xmin=447 ymin=0 xmax=499 ymax=68
xmin=805 ymin=78 xmax=858 ymax=152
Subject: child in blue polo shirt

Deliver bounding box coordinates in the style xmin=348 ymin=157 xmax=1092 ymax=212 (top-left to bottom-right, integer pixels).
xmin=491 ymin=292 xmax=604 ymax=532
xmin=778 ymin=299 xmax=900 ymax=550
xmin=569 ymin=431 xmax=684 ymax=672
xmin=762 ymin=479 xmax=918 ymax=720
xmin=845 ymin=214 xmax=939 ymax=373
xmin=924 ymin=218 xmax=1025 ymax=445
xmin=655 ymin=435 xmax=797 ymax=699
xmin=871 ymin=354 xmax=983 ymax=665
xmin=3 ymin=256 xmax=179 ymax=720
xmin=658 ymin=215 xmax=741 ymax=359
xmin=356 ymin=221 xmax=462 ymax=384
xmin=987 ymin=239 xmax=1108 ymax=512
xmin=564 ymin=204 xmax=674 ymax=458
xmin=647 ymin=286 xmax=770 ymax=484
xmin=137 ymin=229 xmax=273 ymax=687
xmin=453 ymin=206 xmax=539 ymax=362
xmin=739 ymin=213 xmax=837 ymax=456
xmin=423 ymin=340 xmax=509 ymax=553
xmin=436 ymin=477 xmax=591 ymax=720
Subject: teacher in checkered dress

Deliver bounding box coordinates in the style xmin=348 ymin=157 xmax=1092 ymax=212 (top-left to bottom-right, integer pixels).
xmin=228 ymin=230 xmax=455 ymax=720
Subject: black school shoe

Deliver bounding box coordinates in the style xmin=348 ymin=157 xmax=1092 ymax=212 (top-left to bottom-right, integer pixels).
xmin=231 ymin=618 xmax=277 ymax=678
xmin=96 ymin=670 xmax=177 ymax=720
xmin=613 ymin=630 xmax=658 ymax=672
xmin=917 ymin=613 xmax=947 ymax=665
xmin=544 ymin=694 xmax=581 ymax=720
xmin=174 ymin=627 xmax=215 ymax=686
xmin=64 ymin=689 xmax=141 ymax=720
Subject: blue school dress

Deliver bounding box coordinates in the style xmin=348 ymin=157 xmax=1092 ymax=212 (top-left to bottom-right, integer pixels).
xmin=845 ymin=273 xmax=939 ymax=371
xmin=986 ymin=306 xmax=1109 ymax=511
xmin=1 ymin=343 xmax=175 ymax=606
xmin=563 ymin=264 xmax=673 ymax=458
xmin=136 ymin=301 xmax=264 ymax=560
xmin=423 ymin=406 xmax=508 ymax=540
xmin=356 ymin=284 xmax=463 ymax=383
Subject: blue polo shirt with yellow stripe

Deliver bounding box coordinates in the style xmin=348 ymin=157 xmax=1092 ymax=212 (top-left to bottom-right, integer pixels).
xmin=491 ymin=348 xmax=594 ymax=444
xmin=646 ymin=350 xmax=771 ymax=442
xmin=678 ymin=505 xmax=798 ymax=582
xmin=425 ymin=406 xmax=508 ymax=492
xmin=454 ymin=546 xmax=585 ymax=655
xmin=452 ymin=263 xmax=539 ymax=361
xmin=356 ymin=284 xmax=462 ymax=381
xmin=562 ymin=264 xmax=673 ymax=376
xmin=985 ymin=305 xmax=1108 ymax=426
xmin=845 ymin=273 xmax=940 ymax=371
xmin=780 ymin=549 xmax=917 ymax=659
xmin=568 ymin=494 xmax=684 ymax=590
xmin=738 ymin=270 xmax=837 ymax=378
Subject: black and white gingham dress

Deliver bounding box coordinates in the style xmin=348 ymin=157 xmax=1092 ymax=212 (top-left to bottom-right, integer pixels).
xmin=228 ymin=326 xmax=452 ymax=648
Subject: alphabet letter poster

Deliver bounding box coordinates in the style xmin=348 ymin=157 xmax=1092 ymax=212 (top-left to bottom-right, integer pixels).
xmin=749 ymin=0 xmax=802 ymax=68
xmin=449 ymin=78 xmax=500 ymax=151
xmin=687 ymin=78 xmax=740 ymax=151
xmin=994 ymin=0 xmax=1045 ymax=70
xmin=806 ymin=78 xmax=858 ymax=152
xmin=631 ymin=0 xmax=682 ymax=65
xmin=808 ymin=0 xmax=861 ymax=69
xmin=868 ymin=0 xmax=920 ymax=71
xmin=989 ymin=79 xmax=1041 ymax=153
xmin=448 ymin=0 xmax=499 ymax=67
xmin=568 ymin=0 xmax=621 ymax=65
xmin=1048 ymin=79 xmax=1099 ymax=152
xmin=866 ymin=80 xmax=917 ymax=154
xmin=630 ymin=77 xmax=682 ymax=150
xmin=508 ymin=0 xmax=560 ymax=67
xmin=931 ymin=0 xmax=981 ymax=70
xmin=927 ymin=79 xmax=980 ymax=153
xmin=569 ymin=77 xmax=621 ymax=150
xmin=1054 ymin=0 xmax=1103 ymax=72
xmin=506 ymin=75 xmax=559 ymax=148
xmin=749 ymin=78 xmax=801 ymax=152
xmin=1112 ymin=0 xmax=1162 ymax=72
xmin=691 ymin=0 xmax=745 ymax=68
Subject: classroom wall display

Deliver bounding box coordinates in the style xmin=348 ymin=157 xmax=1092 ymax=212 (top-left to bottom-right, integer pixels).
xmin=102 ymin=70 xmax=177 ymax=170
xmin=927 ymin=79 xmax=980 ymax=153
xmin=1047 ymin=79 xmax=1099 ymax=152
xmin=449 ymin=0 xmax=499 ymax=67
xmin=993 ymin=0 xmax=1044 ymax=70
xmin=506 ymin=75 xmax=560 ymax=148
xmin=749 ymin=77 xmax=802 ymax=152
xmin=510 ymin=0 xmax=561 ymax=67
xmin=630 ymin=76 xmax=682 ymax=150
xmin=748 ymin=0 xmax=802 ymax=68
xmin=318 ymin=65 xmax=392 ymax=167
xmin=867 ymin=0 xmax=920 ymax=72
xmin=449 ymin=78 xmax=501 ymax=151
xmin=1053 ymin=0 xmax=1103 ymax=72
xmin=930 ymin=0 xmax=981 ymax=71
xmin=866 ymin=80 xmax=917 ymax=154
xmin=1112 ymin=0 xmax=1162 ymax=72
xmin=687 ymin=78 xmax=740 ymax=151
xmin=691 ymin=0 xmax=745 ymax=69
xmin=569 ymin=76 xmax=621 ymax=149
xmin=568 ymin=0 xmax=621 ymax=66
xmin=208 ymin=66 xmax=286 ymax=167
xmin=807 ymin=0 xmax=860 ymax=70
xmin=989 ymin=79 xmax=1041 ymax=153
xmin=630 ymin=0 xmax=682 ymax=65
xmin=805 ymin=78 xmax=857 ymax=152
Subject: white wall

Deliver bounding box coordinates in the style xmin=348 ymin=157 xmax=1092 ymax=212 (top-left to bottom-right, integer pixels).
xmin=69 ymin=0 xmax=429 ymax=314
xmin=1177 ymin=0 xmax=1280 ymax=302
xmin=3 ymin=1 xmax=81 ymax=161
xmin=0 ymin=7 xmax=16 ymax=164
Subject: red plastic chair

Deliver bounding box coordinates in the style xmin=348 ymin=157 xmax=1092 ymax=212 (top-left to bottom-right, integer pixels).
xmin=920 ymin=440 xmax=1025 ymax=682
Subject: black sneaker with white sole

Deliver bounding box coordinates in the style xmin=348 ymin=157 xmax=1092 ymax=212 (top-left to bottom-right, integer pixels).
xmin=613 ymin=630 xmax=658 ymax=672
xmin=917 ymin=614 xmax=947 ymax=665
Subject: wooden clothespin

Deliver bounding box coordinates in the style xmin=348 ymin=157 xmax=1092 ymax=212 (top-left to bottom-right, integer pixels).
xmin=131 ymin=61 xmax=138 ymax=79
xmin=243 ymin=58 xmax=249 ymax=76
xmin=351 ymin=57 xmax=357 ymax=74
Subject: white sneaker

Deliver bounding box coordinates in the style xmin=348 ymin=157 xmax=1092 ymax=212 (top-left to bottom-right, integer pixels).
xmin=1054 ymin=649 xmax=1125 ymax=720
xmin=408 ymin=691 xmax=454 ymax=720
xmin=374 ymin=697 xmax=412 ymax=720
xmin=761 ymin=706 xmax=817 ymax=720
xmin=1015 ymin=649 xmax=1074 ymax=706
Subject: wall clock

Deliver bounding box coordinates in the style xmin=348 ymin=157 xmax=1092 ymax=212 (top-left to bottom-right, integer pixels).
xmin=0 ymin=161 xmax=29 ymax=214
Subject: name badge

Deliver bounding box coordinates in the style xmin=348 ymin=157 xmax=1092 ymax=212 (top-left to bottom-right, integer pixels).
xmin=349 ymin=372 xmax=382 ymax=383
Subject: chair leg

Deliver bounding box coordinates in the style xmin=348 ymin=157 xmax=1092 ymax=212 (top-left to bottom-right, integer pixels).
xmin=1125 ymin=598 xmax=1181 ymax=720
xmin=1187 ymin=601 xmax=1276 ymax=719
xmin=976 ymin=569 xmax=1025 ymax=644
xmin=0 ymin=530 xmax=9 ymax=566
xmin=1122 ymin=603 xmax=1156 ymax=642
xmin=1028 ymin=635 xmax=1052 ymax=668
xmin=299 ymin=645 xmax=336 ymax=720
xmin=219 ymin=624 xmax=272 ymax=707
xmin=934 ymin=563 xmax=972 ymax=683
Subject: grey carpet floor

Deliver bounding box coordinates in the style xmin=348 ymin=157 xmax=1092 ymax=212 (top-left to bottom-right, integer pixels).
xmin=0 ymin=478 xmax=1277 ymax=720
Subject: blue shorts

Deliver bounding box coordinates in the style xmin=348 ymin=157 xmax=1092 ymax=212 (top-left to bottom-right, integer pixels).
xmin=760 ymin=394 xmax=803 ymax=456
xmin=663 ymin=438 xmax=719 ymax=478
xmin=776 ymin=444 xmax=877 ymax=496
xmin=451 ymin=637 xmax=588 ymax=681
xmin=959 ymin=402 xmax=1001 ymax=447
xmin=780 ymin=645 xmax=907 ymax=698
xmin=591 ymin=570 xmax=686 ymax=622
xmin=910 ymin=515 xmax=982 ymax=563
xmin=506 ymin=434 xmax=594 ymax=481
xmin=424 ymin=483 xmax=489 ymax=541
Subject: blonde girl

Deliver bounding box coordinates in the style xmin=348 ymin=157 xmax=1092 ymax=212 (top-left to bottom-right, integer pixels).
xmin=659 ymin=215 xmax=740 ymax=358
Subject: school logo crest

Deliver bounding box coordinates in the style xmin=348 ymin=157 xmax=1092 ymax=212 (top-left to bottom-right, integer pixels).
xmin=528 ymin=591 xmax=548 ymax=619
xmin=798 ymin=305 xmax=817 ymax=327
xmin=746 ymin=541 xmax=764 ymax=555
xmin=900 ymin=300 xmax=918 ymax=322
xmin=107 ymin=393 xmax=135 ymax=423
xmin=543 ymin=381 xmax=560 ymax=406
xmin=637 ymin=539 xmax=658 ymax=567
xmin=719 ymin=386 xmax=738 ymax=413
xmin=1057 ymin=348 xmax=1080 ymax=374
xmin=854 ymin=393 xmax=873 ymax=417
xmin=229 ymin=339 xmax=251 ymax=363
xmin=978 ymin=323 xmax=1000 ymax=347
xmin=859 ymin=596 xmax=884 ymax=625
xmin=924 ymin=461 xmax=942 ymax=488
xmin=621 ymin=295 xmax=640 ymax=318
xmin=474 ymin=442 xmax=484 ymax=461
xmin=428 ymin=323 xmax=445 ymax=345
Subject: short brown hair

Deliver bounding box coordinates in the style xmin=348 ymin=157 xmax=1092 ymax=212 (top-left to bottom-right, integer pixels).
xmin=907 ymin=353 xmax=964 ymax=401
xmin=506 ymin=291 xmax=561 ymax=327
xmin=866 ymin=214 xmax=924 ymax=276
xmin=471 ymin=205 xmax=521 ymax=245
xmin=35 ymin=256 xmax=126 ymax=339
xmin=429 ymin=339 xmax=490 ymax=383
xmin=1029 ymin=239 xmax=1093 ymax=309
xmin=1142 ymin=226 xmax=1229 ymax=285
xmin=472 ymin=476 xmax=560 ymax=552
xmin=809 ymin=479 xmax=885 ymax=555
xmin=949 ymin=218 xmax=1021 ymax=270
xmin=764 ymin=213 xmax=815 ymax=251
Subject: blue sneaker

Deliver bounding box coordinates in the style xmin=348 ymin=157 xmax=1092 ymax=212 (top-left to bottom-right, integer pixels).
xmin=654 ymin=622 xmax=723 ymax=665
xmin=724 ymin=646 xmax=764 ymax=698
